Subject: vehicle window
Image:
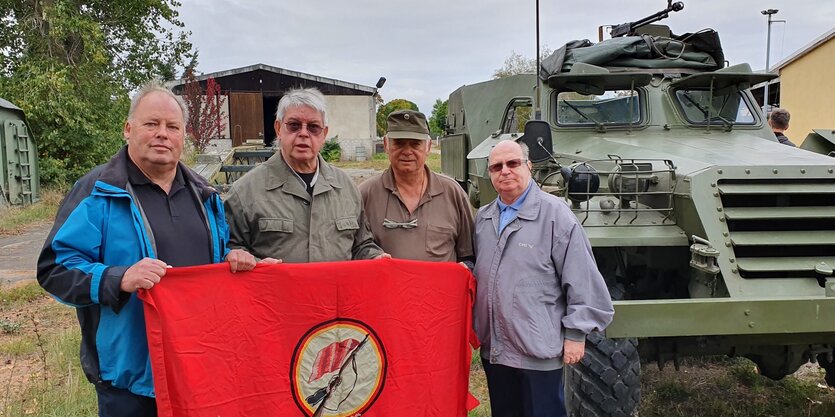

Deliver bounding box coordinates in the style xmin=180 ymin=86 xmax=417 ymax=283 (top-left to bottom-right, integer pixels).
xmin=501 ymin=99 xmax=533 ymax=134
xmin=674 ymin=89 xmax=756 ymax=125
xmin=555 ymin=90 xmax=641 ymax=126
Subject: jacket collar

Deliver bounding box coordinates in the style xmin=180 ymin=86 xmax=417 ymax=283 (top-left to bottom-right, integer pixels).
xmin=265 ymin=151 xmax=341 ymax=199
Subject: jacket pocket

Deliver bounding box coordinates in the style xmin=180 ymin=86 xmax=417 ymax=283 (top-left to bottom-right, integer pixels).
xmin=507 ymin=276 xmax=562 ymax=359
xmin=335 ymin=217 xmax=359 ymax=231
xmin=426 ymin=225 xmax=453 ymax=257
xmin=259 ymin=218 xmax=294 ymax=233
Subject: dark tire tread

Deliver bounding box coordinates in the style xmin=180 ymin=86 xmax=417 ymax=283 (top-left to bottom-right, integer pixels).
xmin=565 ymin=332 xmax=641 ymax=417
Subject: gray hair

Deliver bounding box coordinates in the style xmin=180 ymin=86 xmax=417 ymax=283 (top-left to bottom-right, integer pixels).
xmin=768 ymin=108 xmax=790 ymax=130
xmin=128 ymin=80 xmax=188 ymax=123
xmin=276 ymin=88 xmax=328 ymax=125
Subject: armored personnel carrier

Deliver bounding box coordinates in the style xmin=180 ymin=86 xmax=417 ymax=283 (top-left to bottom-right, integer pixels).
xmin=441 ymin=2 xmax=835 ymax=415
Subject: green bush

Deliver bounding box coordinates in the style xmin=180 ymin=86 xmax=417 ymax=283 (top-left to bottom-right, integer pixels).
xmin=320 ymin=138 xmax=342 ymax=162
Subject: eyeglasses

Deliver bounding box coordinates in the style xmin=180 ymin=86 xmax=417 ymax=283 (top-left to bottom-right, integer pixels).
xmin=488 ymin=158 xmax=527 ymax=173
xmin=382 ymin=218 xmax=418 ymax=229
xmin=284 ymin=121 xmax=324 ymax=135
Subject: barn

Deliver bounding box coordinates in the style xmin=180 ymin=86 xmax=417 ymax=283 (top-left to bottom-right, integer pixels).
xmin=166 ymin=63 xmax=379 ymax=160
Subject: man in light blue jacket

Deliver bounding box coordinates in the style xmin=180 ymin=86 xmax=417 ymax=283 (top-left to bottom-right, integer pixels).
xmin=473 ymin=140 xmax=614 ymax=417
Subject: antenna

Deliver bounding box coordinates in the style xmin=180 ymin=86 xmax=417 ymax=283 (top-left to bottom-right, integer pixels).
xmin=535 ymin=0 xmax=542 ymax=120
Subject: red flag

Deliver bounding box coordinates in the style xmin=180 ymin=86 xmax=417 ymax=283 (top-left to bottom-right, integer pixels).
xmin=140 ymin=259 xmax=478 ymax=417
xmin=308 ymin=338 xmax=359 ymax=383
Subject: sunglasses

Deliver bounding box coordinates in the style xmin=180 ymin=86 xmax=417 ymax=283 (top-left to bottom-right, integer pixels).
xmin=488 ymin=158 xmax=527 ymax=173
xmin=284 ymin=121 xmax=324 ymax=135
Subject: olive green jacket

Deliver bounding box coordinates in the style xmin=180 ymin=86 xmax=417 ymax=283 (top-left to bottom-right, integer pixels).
xmin=224 ymin=151 xmax=383 ymax=263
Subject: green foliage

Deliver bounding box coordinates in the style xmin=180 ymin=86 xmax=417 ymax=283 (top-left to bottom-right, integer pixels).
xmin=493 ymin=48 xmax=553 ymax=79
xmin=320 ymin=138 xmax=342 ymax=162
xmin=428 ymin=99 xmax=448 ymax=137
xmin=0 ymin=0 xmax=194 ymax=184
xmin=376 ymin=99 xmax=418 ymax=137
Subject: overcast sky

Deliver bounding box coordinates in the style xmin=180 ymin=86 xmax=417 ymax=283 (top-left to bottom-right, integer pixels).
xmin=177 ymin=0 xmax=834 ymax=115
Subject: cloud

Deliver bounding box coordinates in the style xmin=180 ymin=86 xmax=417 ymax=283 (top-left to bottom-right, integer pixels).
xmin=179 ymin=0 xmax=834 ymax=114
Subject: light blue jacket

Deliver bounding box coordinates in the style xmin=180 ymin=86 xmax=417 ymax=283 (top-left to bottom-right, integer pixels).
xmin=37 ymin=147 xmax=229 ymax=397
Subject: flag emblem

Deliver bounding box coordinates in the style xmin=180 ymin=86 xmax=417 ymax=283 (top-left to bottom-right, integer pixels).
xmin=291 ymin=319 xmax=386 ymax=417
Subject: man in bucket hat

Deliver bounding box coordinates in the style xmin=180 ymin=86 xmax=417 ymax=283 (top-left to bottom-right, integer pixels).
xmin=359 ymin=110 xmax=474 ymax=266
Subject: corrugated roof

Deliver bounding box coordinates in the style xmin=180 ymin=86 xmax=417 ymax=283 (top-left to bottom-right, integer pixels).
xmin=772 ymin=26 xmax=835 ymax=71
xmin=164 ymin=63 xmax=376 ymax=94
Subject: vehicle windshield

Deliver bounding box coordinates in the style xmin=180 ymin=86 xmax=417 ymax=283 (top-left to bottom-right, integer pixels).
xmin=555 ymin=90 xmax=641 ymax=127
xmin=674 ymin=89 xmax=756 ymax=125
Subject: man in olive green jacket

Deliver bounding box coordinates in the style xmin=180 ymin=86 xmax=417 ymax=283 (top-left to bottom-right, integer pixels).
xmin=224 ymin=88 xmax=385 ymax=263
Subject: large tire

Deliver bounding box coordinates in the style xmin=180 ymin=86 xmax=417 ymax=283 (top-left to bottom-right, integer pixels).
xmin=817 ymin=352 xmax=835 ymax=387
xmin=565 ymin=332 xmax=641 ymax=417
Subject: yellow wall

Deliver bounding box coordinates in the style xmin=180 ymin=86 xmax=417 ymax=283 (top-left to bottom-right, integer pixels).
xmin=778 ymin=37 xmax=835 ymax=146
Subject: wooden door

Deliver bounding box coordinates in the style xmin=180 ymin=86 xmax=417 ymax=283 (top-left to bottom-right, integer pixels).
xmin=229 ymin=92 xmax=264 ymax=147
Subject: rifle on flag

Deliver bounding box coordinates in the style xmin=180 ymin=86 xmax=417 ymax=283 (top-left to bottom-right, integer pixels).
xmin=307 ymin=334 xmax=370 ymax=417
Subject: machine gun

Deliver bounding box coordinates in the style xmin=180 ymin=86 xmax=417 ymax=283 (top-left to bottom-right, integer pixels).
xmin=609 ymin=0 xmax=684 ymax=38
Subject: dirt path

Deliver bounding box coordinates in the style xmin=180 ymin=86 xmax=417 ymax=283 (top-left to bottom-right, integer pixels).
xmin=0 ymin=222 xmax=51 ymax=286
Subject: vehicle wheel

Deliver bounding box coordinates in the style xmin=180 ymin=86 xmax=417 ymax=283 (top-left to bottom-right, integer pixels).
xmin=564 ymin=332 xmax=640 ymax=417
xmin=817 ymin=352 xmax=835 ymax=387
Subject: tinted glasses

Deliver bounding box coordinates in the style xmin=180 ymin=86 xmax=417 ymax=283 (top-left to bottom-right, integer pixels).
xmin=488 ymin=158 xmax=527 ymax=173
xmin=284 ymin=121 xmax=324 ymax=136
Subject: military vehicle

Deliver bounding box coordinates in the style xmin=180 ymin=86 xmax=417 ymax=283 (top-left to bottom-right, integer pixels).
xmin=440 ymin=2 xmax=835 ymax=416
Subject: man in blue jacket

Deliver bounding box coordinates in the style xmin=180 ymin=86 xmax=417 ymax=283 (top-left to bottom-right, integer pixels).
xmin=37 ymin=81 xmax=258 ymax=417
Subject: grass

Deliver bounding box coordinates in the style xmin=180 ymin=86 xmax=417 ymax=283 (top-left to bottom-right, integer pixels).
xmin=0 ymin=337 xmax=35 ymax=357
xmin=2 ymin=329 xmax=96 ymax=417
xmin=0 ymin=186 xmax=64 ymax=235
xmin=332 ymin=151 xmax=442 ymax=173
xmin=639 ymin=357 xmax=835 ymax=417
xmin=0 ymin=283 xmax=46 ymax=307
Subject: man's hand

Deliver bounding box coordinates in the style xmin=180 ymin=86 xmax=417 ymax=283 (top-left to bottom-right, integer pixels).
xmin=563 ymin=339 xmax=586 ymax=365
xmin=374 ymin=252 xmax=392 ymax=259
xmin=226 ymin=249 xmax=257 ymax=273
xmin=258 ymin=257 xmax=283 ymax=265
xmin=121 ymin=258 xmax=168 ymax=293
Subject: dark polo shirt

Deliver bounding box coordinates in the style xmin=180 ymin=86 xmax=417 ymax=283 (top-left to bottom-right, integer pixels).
xmin=358 ymin=167 xmax=474 ymax=262
xmin=127 ymin=159 xmax=212 ymax=267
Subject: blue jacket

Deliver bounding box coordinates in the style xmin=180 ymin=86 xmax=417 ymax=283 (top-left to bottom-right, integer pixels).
xmin=37 ymin=147 xmax=230 ymax=397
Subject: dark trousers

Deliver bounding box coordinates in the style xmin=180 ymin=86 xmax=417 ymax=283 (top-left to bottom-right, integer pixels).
xmin=95 ymin=384 xmax=157 ymax=417
xmin=482 ymin=358 xmax=567 ymax=417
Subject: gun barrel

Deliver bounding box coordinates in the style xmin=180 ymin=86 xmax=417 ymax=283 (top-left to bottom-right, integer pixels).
xmin=610 ymin=1 xmax=684 ymax=37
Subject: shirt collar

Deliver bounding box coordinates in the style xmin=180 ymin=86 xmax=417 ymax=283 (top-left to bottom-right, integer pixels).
xmin=497 ymin=179 xmax=533 ymax=212
xmin=127 ymin=157 xmax=184 ymax=188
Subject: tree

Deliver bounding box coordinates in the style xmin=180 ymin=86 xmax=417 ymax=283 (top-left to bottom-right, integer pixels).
xmin=428 ymin=99 xmax=448 ymax=137
xmin=376 ymin=99 xmax=418 ymax=137
xmin=0 ymin=1 xmax=193 ymax=184
xmin=493 ymin=48 xmax=553 ymax=79
xmin=182 ymin=69 xmax=227 ymax=153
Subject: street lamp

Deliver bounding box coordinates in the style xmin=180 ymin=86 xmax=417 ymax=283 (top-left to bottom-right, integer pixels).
xmin=761 ymin=9 xmax=785 ymax=112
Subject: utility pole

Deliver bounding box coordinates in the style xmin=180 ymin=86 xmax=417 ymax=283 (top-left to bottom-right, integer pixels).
xmin=760 ymin=9 xmax=784 ymax=113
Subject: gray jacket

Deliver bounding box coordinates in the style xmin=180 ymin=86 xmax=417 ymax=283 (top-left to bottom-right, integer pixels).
xmin=473 ymin=183 xmax=614 ymax=370
xmin=224 ymin=151 xmax=383 ymax=263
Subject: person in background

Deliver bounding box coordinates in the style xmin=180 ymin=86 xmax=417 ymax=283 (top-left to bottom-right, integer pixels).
xmin=472 ymin=139 xmax=614 ymax=417
xmin=768 ymin=108 xmax=795 ymax=147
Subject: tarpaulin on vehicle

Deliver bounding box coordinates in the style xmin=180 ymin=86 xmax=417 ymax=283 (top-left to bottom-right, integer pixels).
xmin=539 ymin=30 xmax=724 ymax=79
